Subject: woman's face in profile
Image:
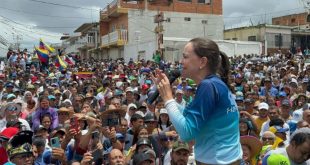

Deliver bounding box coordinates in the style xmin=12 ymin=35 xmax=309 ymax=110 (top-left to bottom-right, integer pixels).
xmin=180 ymin=43 xmax=202 ymax=79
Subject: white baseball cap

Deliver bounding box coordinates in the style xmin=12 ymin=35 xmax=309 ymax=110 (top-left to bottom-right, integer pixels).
xmin=160 ymin=108 xmax=168 ymax=115
xmin=258 ymin=102 xmax=269 ymax=110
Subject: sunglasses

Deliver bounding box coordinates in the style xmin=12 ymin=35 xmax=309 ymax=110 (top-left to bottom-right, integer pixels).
xmin=6 ymin=106 xmax=18 ymax=111
xmin=262 ymin=137 xmax=274 ymax=141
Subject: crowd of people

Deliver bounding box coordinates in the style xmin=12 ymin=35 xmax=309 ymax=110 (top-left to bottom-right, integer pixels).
xmin=0 ymin=40 xmax=309 ymax=165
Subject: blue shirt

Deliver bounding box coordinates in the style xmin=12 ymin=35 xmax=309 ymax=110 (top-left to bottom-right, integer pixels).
xmin=166 ymin=75 xmax=242 ymax=164
xmin=259 ymin=87 xmax=279 ymax=97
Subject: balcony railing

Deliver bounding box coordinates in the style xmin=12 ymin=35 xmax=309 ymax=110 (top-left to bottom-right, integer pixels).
xmin=100 ymin=0 xmax=145 ymax=20
xmin=101 ymin=29 xmax=128 ymax=47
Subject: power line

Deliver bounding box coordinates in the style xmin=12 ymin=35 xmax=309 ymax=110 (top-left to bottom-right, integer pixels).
xmin=0 ymin=6 xmax=92 ymax=19
xmin=22 ymin=0 xmax=100 ymax=11
xmin=0 ymin=20 xmax=62 ymax=38
xmin=0 ymin=14 xmax=80 ymax=30
xmin=36 ymin=26 xmax=78 ymax=29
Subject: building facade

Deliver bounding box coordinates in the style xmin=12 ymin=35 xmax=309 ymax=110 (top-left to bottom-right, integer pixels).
xmin=272 ymin=12 xmax=308 ymax=26
xmin=99 ymin=0 xmax=224 ymax=61
xmin=272 ymin=12 xmax=310 ymax=54
xmin=224 ymin=24 xmax=292 ymax=55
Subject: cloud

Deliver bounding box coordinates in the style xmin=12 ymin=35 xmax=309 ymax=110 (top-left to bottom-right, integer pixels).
xmin=223 ymin=0 xmax=304 ymax=28
xmin=0 ymin=0 xmax=307 ymax=52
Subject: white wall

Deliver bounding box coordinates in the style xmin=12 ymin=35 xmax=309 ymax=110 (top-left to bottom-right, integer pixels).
xmin=127 ymin=10 xmax=224 ymax=43
xmin=124 ymin=40 xmax=156 ymax=62
xmin=163 ymin=39 xmax=262 ymax=61
xmin=126 ymin=9 xmax=224 ymax=62
xmin=109 ymin=48 xmax=121 ymax=60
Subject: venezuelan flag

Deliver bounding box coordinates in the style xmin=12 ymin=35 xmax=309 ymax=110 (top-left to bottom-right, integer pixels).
xmin=35 ymin=47 xmax=49 ymax=63
xmin=57 ymin=55 xmax=67 ymax=69
xmin=74 ymin=72 xmax=93 ymax=79
xmin=40 ymin=38 xmax=55 ymax=53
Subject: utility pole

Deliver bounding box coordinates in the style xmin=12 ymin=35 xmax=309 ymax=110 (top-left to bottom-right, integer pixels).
xmin=154 ymin=11 xmax=165 ymax=60
xmin=12 ymin=33 xmax=22 ymax=50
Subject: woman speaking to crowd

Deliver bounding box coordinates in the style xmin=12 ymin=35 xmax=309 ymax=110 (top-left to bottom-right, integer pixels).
xmin=154 ymin=38 xmax=242 ymax=165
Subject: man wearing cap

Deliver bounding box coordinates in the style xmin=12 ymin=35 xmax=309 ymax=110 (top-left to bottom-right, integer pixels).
xmin=0 ymin=127 xmax=19 ymax=164
xmin=139 ymin=84 xmax=149 ymax=104
xmin=5 ymin=131 xmax=34 ymax=165
xmin=254 ymin=102 xmax=270 ymax=135
xmin=0 ymin=103 xmax=31 ymax=131
xmin=175 ymin=89 xmax=186 ymax=112
xmin=260 ymin=106 xmax=290 ymax=140
xmin=264 ymin=128 xmax=310 ymax=165
xmin=280 ymin=99 xmax=293 ymax=123
xmin=5 ymin=82 xmax=14 ymax=95
xmin=48 ymin=95 xmax=58 ymax=109
xmin=132 ymin=152 xmax=154 ymax=165
xmin=259 ymin=78 xmax=278 ymax=97
xmin=164 ymin=140 xmax=190 ymax=165
xmin=123 ymin=87 xmax=135 ymax=105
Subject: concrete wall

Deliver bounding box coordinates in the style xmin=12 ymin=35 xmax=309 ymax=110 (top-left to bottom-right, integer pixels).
xmin=124 ymin=40 xmax=157 ymax=62
xmin=127 ymin=9 xmax=224 ymax=45
xmin=224 ymin=27 xmax=260 ymax=41
xmin=109 ymin=48 xmax=123 ymax=60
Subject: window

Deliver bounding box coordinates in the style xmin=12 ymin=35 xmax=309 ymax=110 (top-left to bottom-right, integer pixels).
xmin=178 ymin=0 xmax=191 ymax=2
xmin=184 ymin=17 xmax=191 ymax=21
xmin=198 ymin=0 xmax=211 ymax=4
xmin=291 ymin=18 xmax=296 ymax=23
xmin=202 ymin=20 xmax=208 ymax=24
xmin=232 ymin=38 xmax=238 ymax=41
xmin=248 ymin=36 xmax=256 ymax=41
xmin=88 ymin=32 xmax=94 ymax=43
xmin=166 ymin=18 xmax=171 ymax=22
xmin=275 ymin=34 xmax=283 ymax=47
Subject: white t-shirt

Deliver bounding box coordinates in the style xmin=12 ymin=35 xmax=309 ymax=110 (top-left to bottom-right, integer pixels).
xmin=260 ymin=120 xmax=290 ymax=145
xmin=0 ymin=117 xmax=31 ymax=132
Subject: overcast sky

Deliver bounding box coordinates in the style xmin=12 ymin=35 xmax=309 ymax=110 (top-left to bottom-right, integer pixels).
xmin=0 ymin=0 xmax=305 ymax=53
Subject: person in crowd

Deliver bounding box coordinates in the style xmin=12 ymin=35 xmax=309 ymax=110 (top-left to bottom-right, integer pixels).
xmin=109 ymin=148 xmax=125 ymax=165
xmin=32 ymin=96 xmax=59 ymax=131
xmin=240 ymin=136 xmax=263 ymax=165
xmin=239 ymin=118 xmax=257 ymax=137
xmin=297 ymin=120 xmax=309 ymax=129
xmin=158 ymin=108 xmax=172 ymax=130
xmin=0 ymin=127 xmax=19 ymax=164
xmin=0 ymin=102 xmax=31 ymax=131
xmin=254 ymin=102 xmax=270 ymax=135
xmin=264 ymin=128 xmax=310 ymax=165
xmin=32 ymin=135 xmax=46 ymax=164
xmin=20 ymin=99 xmax=36 ymax=119
xmin=163 ymin=139 xmax=191 ymax=165
xmin=260 ymin=105 xmax=290 ymax=139
xmin=5 ymin=130 xmax=34 ymax=165
xmin=303 ymin=109 xmax=310 ymax=125
xmin=154 ymin=38 xmax=242 ymax=164
xmin=261 ymin=131 xmax=276 ymax=146
xmin=259 ymin=78 xmax=278 ymax=97
xmin=143 ymin=112 xmax=158 ymax=134
xmin=127 ymin=113 xmax=144 ymax=135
